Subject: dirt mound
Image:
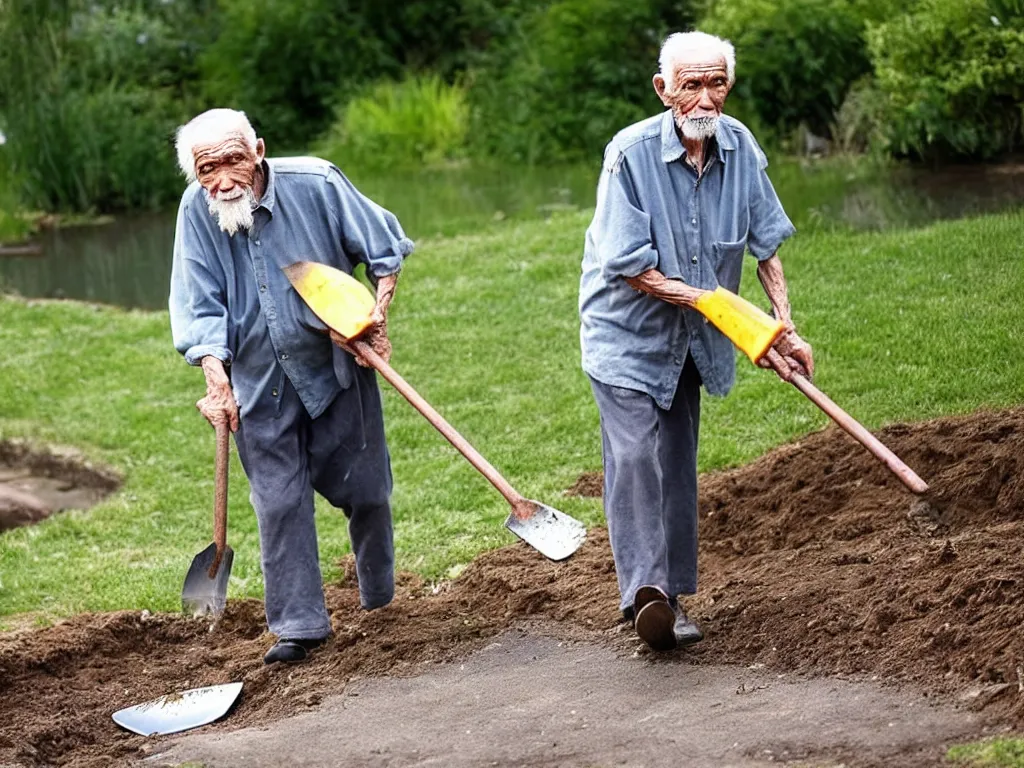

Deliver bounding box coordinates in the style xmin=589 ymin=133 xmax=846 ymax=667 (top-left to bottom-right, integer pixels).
xmin=0 ymin=440 xmax=120 ymax=531
xmin=1 ymin=407 xmax=1022 ymax=767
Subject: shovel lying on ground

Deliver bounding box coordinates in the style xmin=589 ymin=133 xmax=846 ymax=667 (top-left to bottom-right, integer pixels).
xmin=181 ymin=421 xmax=234 ymax=616
xmin=693 ymin=286 xmax=929 ymax=494
xmin=113 ymin=682 xmax=243 ymax=736
xmin=284 ymin=261 xmax=587 ymax=561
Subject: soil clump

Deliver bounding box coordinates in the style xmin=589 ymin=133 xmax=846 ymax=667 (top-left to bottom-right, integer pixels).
xmin=0 ymin=440 xmax=120 ymax=531
xmin=0 ymin=407 xmax=1021 ymax=767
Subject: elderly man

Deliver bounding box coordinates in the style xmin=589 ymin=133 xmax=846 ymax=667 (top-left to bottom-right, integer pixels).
xmin=170 ymin=109 xmax=413 ymax=663
xmin=579 ymin=32 xmax=814 ymax=651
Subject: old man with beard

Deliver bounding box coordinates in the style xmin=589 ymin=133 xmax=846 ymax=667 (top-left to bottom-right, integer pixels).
xmin=579 ymin=32 xmax=814 ymax=651
xmin=170 ymin=109 xmax=413 ymax=664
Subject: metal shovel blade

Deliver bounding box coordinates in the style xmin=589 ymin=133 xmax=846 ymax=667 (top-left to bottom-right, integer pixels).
xmin=181 ymin=543 xmax=234 ymax=617
xmin=504 ymin=501 xmax=587 ymax=561
xmin=112 ymin=682 xmax=243 ymax=737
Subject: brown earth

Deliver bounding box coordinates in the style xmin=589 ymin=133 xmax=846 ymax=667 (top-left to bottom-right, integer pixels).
xmin=0 ymin=440 xmax=120 ymax=531
xmin=0 ymin=406 xmax=1022 ymax=767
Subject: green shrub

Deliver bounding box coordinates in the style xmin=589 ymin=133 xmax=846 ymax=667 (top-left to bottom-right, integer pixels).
xmin=468 ymin=0 xmax=696 ymax=163
xmin=700 ymin=0 xmax=890 ymax=138
xmin=199 ymin=0 xmax=396 ymax=151
xmin=867 ymin=0 xmax=1024 ymax=160
xmin=316 ymin=76 xmax=470 ymax=171
xmin=0 ymin=1 xmax=206 ymax=213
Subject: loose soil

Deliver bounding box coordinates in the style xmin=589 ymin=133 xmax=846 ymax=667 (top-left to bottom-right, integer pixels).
xmin=1 ymin=407 xmax=1021 ymax=767
xmin=0 ymin=440 xmax=120 ymax=531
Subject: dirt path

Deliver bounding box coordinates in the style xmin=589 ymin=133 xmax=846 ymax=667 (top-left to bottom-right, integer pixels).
xmin=154 ymin=630 xmax=983 ymax=768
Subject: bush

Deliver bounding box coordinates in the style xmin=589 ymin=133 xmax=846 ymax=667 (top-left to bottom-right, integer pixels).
xmin=199 ymin=0 xmax=398 ymax=151
xmin=700 ymin=0 xmax=877 ymax=138
xmin=0 ymin=1 xmax=207 ymax=213
xmin=468 ymin=0 xmax=696 ymax=163
xmin=867 ymin=0 xmax=1024 ymax=160
xmin=316 ymin=76 xmax=469 ymax=171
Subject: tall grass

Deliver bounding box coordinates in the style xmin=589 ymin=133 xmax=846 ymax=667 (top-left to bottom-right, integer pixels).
xmin=316 ymin=75 xmax=469 ymax=171
xmin=0 ymin=1 xmax=196 ymax=214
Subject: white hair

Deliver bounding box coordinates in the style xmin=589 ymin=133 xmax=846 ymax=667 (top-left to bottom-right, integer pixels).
xmin=659 ymin=31 xmax=736 ymax=90
xmin=175 ymin=108 xmax=258 ymax=182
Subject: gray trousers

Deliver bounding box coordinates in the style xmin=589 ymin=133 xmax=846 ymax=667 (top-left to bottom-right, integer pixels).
xmin=589 ymin=356 xmax=702 ymax=611
xmin=233 ymin=365 xmax=394 ymax=639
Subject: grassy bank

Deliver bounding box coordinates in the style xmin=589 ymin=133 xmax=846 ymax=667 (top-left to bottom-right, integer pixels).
xmin=1 ymin=208 xmax=1023 ymax=622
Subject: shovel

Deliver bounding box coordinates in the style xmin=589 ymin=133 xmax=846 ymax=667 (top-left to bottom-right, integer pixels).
xmin=693 ymin=286 xmax=929 ymax=494
xmin=113 ymin=682 xmax=243 ymax=736
xmin=181 ymin=421 xmax=234 ymax=616
xmin=284 ymin=261 xmax=587 ymax=561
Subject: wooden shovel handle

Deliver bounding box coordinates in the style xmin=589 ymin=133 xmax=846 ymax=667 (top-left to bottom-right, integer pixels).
xmin=351 ymin=340 xmax=525 ymax=508
xmin=764 ymin=349 xmax=928 ymax=494
xmin=209 ymin=421 xmax=230 ymax=577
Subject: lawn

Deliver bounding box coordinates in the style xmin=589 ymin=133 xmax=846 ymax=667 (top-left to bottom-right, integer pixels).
xmin=0 ymin=207 xmax=1022 ymax=622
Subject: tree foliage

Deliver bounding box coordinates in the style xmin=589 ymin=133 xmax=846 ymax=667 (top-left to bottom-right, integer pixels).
xmin=699 ymin=0 xmax=877 ymax=138
xmin=468 ymin=0 xmax=695 ymax=163
xmin=868 ymin=0 xmax=1024 ymax=159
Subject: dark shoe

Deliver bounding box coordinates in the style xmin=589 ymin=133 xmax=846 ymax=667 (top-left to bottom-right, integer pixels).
xmin=673 ymin=609 xmax=704 ymax=647
xmin=633 ymin=584 xmax=671 ymax=616
xmin=263 ymin=636 xmax=328 ymax=665
xmin=633 ymin=585 xmax=676 ymax=652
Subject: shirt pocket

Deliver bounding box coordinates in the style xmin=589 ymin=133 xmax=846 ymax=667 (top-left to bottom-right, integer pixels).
xmin=711 ymin=238 xmax=748 ymax=292
xmin=712 ymin=237 xmax=747 ymax=262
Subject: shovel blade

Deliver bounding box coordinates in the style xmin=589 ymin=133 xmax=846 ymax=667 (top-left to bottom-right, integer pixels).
xmin=182 ymin=542 xmax=233 ymax=617
xmin=112 ymin=682 xmax=243 ymax=737
xmin=504 ymin=501 xmax=587 ymax=561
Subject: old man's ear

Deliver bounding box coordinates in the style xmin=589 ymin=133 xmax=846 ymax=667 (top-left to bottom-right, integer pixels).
xmin=652 ymin=73 xmax=671 ymax=106
xmin=255 ymin=138 xmax=266 ymax=163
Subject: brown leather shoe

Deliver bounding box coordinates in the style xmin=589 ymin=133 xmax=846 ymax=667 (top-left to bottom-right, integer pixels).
xmin=633 ymin=585 xmax=677 ymax=651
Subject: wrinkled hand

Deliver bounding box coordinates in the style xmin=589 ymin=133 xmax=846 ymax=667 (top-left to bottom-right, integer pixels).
xmin=759 ymin=327 xmax=814 ymax=381
xmin=196 ymin=380 xmax=239 ymax=432
xmin=330 ymin=311 xmax=391 ymax=367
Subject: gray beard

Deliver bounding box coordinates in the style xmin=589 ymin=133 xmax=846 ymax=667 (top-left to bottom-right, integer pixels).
xmin=678 ymin=114 xmax=720 ymax=141
xmin=207 ymin=187 xmax=257 ymax=235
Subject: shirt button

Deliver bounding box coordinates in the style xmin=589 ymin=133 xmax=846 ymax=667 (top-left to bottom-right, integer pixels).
xmin=691 ymin=255 xmax=698 ymax=264
xmin=280 ymin=353 xmax=289 ymax=360
xmin=271 ymin=388 xmax=279 ymax=397
xmin=673 ymin=356 xmax=682 ymax=365
xmin=254 ymin=239 xmax=261 ymax=246
xmin=259 ymin=285 xmax=267 ymax=292
xmin=691 ymin=218 xmax=697 ymax=225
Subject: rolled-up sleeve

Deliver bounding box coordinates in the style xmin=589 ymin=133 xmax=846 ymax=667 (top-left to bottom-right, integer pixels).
xmin=169 ymin=199 xmax=233 ymax=366
xmin=326 ymin=168 xmax=414 ymax=278
xmin=746 ymin=148 xmax=796 ymax=261
xmin=592 ymin=150 xmax=660 ymax=281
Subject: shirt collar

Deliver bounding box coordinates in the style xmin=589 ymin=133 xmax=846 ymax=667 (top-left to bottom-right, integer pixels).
xmin=256 ymin=159 xmax=276 ymax=215
xmin=660 ymin=110 xmax=736 ymax=164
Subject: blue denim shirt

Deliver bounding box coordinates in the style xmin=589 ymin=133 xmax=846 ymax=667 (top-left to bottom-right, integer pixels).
xmin=579 ymin=112 xmax=795 ymax=408
xmin=169 ymin=157 xmax=414 ymax=419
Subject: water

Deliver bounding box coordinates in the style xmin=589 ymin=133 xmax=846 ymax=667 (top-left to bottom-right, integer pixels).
xmin=1 ymin=159 xmax=1022 ymax=311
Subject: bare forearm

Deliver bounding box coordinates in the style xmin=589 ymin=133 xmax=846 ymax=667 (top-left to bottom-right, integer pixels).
xmin=373 ymin=273 xmax=398 ymax=319
xmin=200 ymin=355 xmax=230 ymax=387
xmin=625 ymin=269 xmax=705 ymax=308
xmin=756 ymin=255 xmax=793 ymax=328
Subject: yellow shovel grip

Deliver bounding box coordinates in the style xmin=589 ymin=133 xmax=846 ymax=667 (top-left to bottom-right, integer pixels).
xmin=692 ymin=286 xmax=785 ymax=364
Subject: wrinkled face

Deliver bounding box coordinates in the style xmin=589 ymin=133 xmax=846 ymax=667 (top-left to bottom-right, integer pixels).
xmin=653 ymin=52 xmax=731 ymax=141
xmin=192 ymin=135 xmax=265 ymax=235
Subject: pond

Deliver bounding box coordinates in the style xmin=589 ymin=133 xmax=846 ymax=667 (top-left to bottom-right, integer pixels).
xmin=1 ymin=159 xmax=1022 ymax=311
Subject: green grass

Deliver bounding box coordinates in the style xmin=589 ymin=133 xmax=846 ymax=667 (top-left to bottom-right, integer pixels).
xmin=949 ymin=738 xmax=1024 ymax=767
xmin=1 ymin=208 xmax=1022 ymax=621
